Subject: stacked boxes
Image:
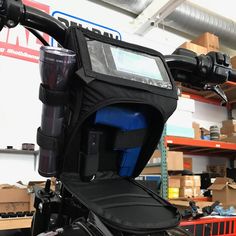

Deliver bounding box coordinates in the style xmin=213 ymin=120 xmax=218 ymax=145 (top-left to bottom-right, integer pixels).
xmin=191 ymin=32 xmax=219 ymax=52
xmin=179 ymin=42 xmax=207 ymax=55
xmin=167 ymin=175 xmax=201 ymax=199
xmin=179 ymin=32 xmax=219 ymax=55
xmin=148 ymin=150 xmax=185 ymax=170
xmin=220 ymin=120 xmax=236 ymax=143
xmin=179 ymin=176 xmax=201 ymax=198
xmin=168 ymin=176 xmax=181 ymax=199
xmin=207 ymin=164 xmax=227 ymax=177
xmin=142 ymin=150 xmax=184 ymax=175
xmin=221 ymin=120 xmax=236 ymax=135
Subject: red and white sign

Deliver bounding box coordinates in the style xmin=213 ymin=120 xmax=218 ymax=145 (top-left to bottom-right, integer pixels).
xmin=0 ymin=0 xmax=50 ymax=63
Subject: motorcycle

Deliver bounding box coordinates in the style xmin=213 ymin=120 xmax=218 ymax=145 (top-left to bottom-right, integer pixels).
xmin=0 ymin=1 xmax=235 ymax=235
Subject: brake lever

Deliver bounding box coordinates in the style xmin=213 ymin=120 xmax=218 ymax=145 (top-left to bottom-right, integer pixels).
xmin=204 ymin=84 xmax=228 ymax=104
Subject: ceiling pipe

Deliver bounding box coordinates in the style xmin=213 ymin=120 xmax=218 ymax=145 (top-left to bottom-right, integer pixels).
xmin=99 ymin=0 xmax=236 ymax=50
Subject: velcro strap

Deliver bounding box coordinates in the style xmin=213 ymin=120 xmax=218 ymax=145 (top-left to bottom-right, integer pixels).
xmin=114 ymin=129 xmax=147 ymax=149
xmin=39 ymin=83 xmax=69 ymax=106
xmin=37 ymin=127 xmax=62 ymax=151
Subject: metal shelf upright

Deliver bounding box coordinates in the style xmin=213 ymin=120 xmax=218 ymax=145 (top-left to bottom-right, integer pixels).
xmin=158 ymin=125 xmax=168 ymax=199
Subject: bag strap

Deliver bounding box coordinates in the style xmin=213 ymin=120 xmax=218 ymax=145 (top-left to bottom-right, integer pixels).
xmin=114 ymin=129 xmax=147 ymax=149
xmin=39 ymin=83 xmax=69 ymax=106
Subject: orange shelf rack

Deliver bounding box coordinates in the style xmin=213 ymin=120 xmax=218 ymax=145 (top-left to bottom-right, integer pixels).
xmin=181 ymin=80 xmax=236 ymax=105
xmin=165 ymin=136 xmax=236 ymax=156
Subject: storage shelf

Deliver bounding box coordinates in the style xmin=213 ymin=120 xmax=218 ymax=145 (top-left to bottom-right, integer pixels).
xmin=0 ymin=149 xmax=39 ymax=156
xmin=165 ymin=136 xmax=236 ymax=156
xmin=146 ymin=163 xmax=161 ymax=167
xmin=181 ymin=81 xmax=236 ymax=105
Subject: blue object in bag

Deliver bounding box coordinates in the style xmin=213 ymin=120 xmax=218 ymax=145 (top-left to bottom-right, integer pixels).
xmin=95 ymin=106 xmax=147 ymax=176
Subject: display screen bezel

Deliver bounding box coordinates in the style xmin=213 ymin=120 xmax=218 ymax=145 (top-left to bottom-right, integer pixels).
xmin=75 ymin=29 xmax=177 ymax=98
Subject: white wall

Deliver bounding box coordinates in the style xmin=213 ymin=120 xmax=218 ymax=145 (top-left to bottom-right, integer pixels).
xmin=0 ymin=56 xmax=41 ymax=149
xmin=189 ymin=155 xmax=229 ymax=174
xmin=0 ymin=153 xmax=45 ymax=184
xmin=193 ymin=101 xmax=228 ymax=129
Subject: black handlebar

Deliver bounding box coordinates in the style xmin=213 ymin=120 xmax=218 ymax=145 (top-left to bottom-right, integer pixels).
xmin=164 ymin=55 xmax=198 ymax=71
xmin=1 ymin=0 xmax=236 ymax=87
xmin=166 ymin=52 xmax=236 ymax=85
xmin=0 ymin=0 xmax=67 ymax=45
xmin=229 ymin=70 xmax=236 ymax=82
xmin=22 ymin=6 xmax=67 ymax=46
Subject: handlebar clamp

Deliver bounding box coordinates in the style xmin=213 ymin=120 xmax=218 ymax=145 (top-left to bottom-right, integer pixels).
xmin=0 ymin=0 xmax=23 ymax=28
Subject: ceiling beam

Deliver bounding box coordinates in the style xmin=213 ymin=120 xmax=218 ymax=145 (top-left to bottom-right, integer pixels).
xmin=131 ymin=0 xmax=185 ymax=35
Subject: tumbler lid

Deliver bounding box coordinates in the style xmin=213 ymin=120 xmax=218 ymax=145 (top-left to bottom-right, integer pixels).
xmin=40 ymin=46 xmax=76 ymax=64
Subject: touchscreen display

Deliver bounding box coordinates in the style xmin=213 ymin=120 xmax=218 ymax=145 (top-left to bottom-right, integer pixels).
xmin=86 ymin=39 xmax=172 ymax=89
xmin=110 ymin=47 xmax=164 ymax=81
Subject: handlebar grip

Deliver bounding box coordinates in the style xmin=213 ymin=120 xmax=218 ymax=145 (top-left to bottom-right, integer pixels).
xmin=165 ymin=55 xmax=198 ymax=71
xmin=228 ymin=69 xmax=236 ymax=83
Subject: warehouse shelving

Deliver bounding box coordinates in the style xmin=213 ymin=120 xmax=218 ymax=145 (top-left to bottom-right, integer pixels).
xmin=159 ymin=135 xmax=236 ymax=199
xmin=165 ymin=136 xmax=236 ymax=156
xmin=0 ymin=149 xmax=38 ymax=156
xmin=181 ymin=81 xmax=236 ymax=105
xmin=157 ymin=79 xmax=236 ymax=198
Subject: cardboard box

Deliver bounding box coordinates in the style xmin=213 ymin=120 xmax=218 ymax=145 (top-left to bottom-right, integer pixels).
xmin=231 ymin=56 xmax=236 ymax=69
xmin=222 ymin=136 xmax=236 ymax=143
xmin=207 ymin=164 xmax=227 ymax=177
xmin=0 ymin=202 xmax=30 ymax=213
xmin=191 ymin=32 xmax=219 ymax=52
xmin=221 ymin=134 xmax=236 ymax=143
xmin=0 ymin=184 xmax=31 ymax=213
xmin=180 ymin=176 xmax=201 ymax=187
xmin=208 ymin=177 xmax=236 ymax=207
xmin=149 ymin=150 xmax=184 ymax=171
xmin=222 ymin=119 xmax=236 ymax=126
xmin=183 ymin=157 xmax=192 ymax=171
xmin=192 ymin=122 xmax=201 ymax=139
xmin=179 ymin=187 xmax=201 ymax=198
xmin=220 ymin=119 xmax=236 ymax=136
xmin=143 ymin=151 xmax=184 ymax=174
xmin=0 ymin=187 xmax=29 ymax=203
xmin=179 ymin=42 xmax=207 ymax=55
xmin=167 ymin=151 xmax=184 ymax=171
xmin=169 ymin=176 xmax=181 ymax=188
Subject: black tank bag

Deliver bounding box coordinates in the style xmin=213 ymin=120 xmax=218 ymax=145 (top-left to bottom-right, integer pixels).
xmin=59 ymin=26 xmax=180 ymax=234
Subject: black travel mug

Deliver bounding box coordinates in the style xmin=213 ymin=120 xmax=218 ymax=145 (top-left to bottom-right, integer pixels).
xmin=38 ymin=46 xmax=76 ymax=177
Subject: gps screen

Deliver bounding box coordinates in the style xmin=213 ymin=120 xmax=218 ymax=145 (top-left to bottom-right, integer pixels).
xmin=110 ymin=47 xmax=164 ymax=81
xmin=86 ymin=39 xmax=172 ymax=89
